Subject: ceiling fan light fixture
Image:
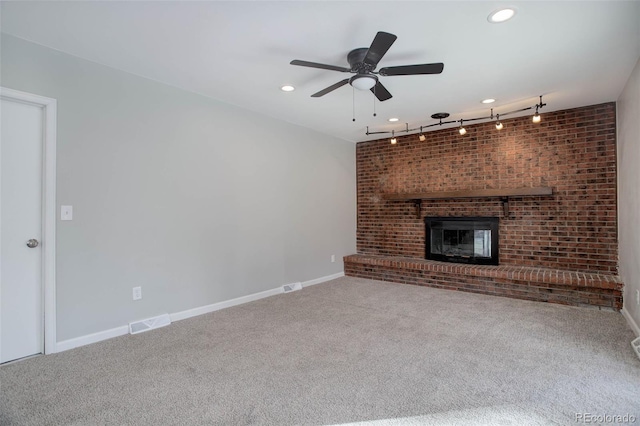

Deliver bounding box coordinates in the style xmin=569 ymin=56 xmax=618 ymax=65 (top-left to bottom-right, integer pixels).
xmin=350 ymin=74 xmax=378 ymax=91
xmin=488 ymin=8 xmax=516 ymax=23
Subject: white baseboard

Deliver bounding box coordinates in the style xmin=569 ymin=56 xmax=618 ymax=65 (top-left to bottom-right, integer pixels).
xmin=622 ymin=307 xmax=640 ymax=337
xmin=56 ymin=325 xmax=129 ymax=353
xmin=53 ymin=271 xmax=344 ymax=353
xmin=302 ymin=271 xmax=344 ymax=287
xmin=170 ymin=286 xmax=284 ymax=323
xmin=171 ymin=271 xmax=344 ymax=322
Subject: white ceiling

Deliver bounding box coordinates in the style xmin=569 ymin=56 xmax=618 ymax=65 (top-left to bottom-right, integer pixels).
xmin=2 ymin=1 xmax=639 ymax=142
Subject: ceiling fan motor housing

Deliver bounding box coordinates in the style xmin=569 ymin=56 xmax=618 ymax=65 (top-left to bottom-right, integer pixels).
xmin=347 ymin=48 xmax=374 ymax=71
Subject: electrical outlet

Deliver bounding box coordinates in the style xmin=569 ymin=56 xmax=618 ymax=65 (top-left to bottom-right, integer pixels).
xmin=331 ymin=254 xmax=336 ymax=263
xmin=133 ymin=286 xmax=142 ymax=301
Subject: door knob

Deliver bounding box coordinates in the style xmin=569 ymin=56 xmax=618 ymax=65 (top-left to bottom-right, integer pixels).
xmin=26 ymin=239 xmax=39 ymax=248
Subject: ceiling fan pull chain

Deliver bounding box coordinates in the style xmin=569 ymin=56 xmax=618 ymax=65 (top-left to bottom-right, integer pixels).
xmin=373 ymin=86 xmax=377 ymax=117
xmin=352 ymin=86 xmax=356 ymax=122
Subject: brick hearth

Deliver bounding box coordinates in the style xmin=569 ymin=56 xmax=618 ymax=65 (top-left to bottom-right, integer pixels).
xmin=348 ymin=102 xmax=623 ymax=309
xmin=344 ymin=254 xmax=622 ymax=310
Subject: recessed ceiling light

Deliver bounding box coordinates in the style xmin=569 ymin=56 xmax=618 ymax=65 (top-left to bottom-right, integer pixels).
xmin=388 ymin=118 xmax=399 ymax=122
xmin=482 ymin=98 xmax=496 ymax=104
xmin=281 ymin=85 xmax=295 ymax=92
xmin=488 ymin=8 xmax=516 ymax=23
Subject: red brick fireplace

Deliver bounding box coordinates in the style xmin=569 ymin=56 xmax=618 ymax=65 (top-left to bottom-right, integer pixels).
xmin=345 ymin=102 xmax=623 ymax=309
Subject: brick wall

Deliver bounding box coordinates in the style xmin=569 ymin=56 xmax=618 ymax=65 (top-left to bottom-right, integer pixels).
xmin=356 ymin=102 xmax=618 ymax=274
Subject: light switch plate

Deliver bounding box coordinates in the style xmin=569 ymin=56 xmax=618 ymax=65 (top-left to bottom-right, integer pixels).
xmin=133 ymin=286 xmax=142 ymax=301
xmin=61 ymin=205 xmax=73 ymax=221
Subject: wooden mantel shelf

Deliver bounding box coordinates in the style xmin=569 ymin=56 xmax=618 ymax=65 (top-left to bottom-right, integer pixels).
xmin=382 ymin=187 xmax=553 ymax=201
xmin=382 ymin=187 xmax=553 ymax=217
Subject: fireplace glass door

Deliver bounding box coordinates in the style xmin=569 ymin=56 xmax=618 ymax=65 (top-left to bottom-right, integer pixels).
xmin=425 ymin=217 xmax=499 ymax=265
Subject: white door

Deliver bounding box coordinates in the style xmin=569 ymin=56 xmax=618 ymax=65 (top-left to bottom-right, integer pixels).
xmin=0 ymin=97 xmax=44 ymax=363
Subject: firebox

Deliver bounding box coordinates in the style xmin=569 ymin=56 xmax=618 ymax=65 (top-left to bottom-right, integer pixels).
xmin=425 ymin=217 xmax=499 ymax=265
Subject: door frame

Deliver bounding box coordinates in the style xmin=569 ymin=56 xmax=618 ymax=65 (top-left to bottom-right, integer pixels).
xmin=0 ymin=87 xmax=57 ymax=356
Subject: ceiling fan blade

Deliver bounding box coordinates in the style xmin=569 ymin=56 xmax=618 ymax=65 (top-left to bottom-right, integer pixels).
xmin=311 ymin=79 xmax=350 ymax=97
xmin=379 ymin=63 xmax=444 ymax=76
xmin=363 ymin=32 xmax=397 ymax=67
xmin=371 ymin=81 xmax=392 ymax=102
xmin=290 ymin=60 xmax=351 ymax=73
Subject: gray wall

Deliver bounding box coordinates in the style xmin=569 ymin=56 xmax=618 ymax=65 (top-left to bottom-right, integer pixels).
xmin=1 ymin=35 xmax=356 ymax=341
xmin=618 ymin=56 xmax=640 ymax=334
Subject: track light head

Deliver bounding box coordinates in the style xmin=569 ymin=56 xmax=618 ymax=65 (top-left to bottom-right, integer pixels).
xmin=533 ymin=106 xmax=541 ymax=123
xmin=419 ymin=134 xmax=426 ymax=142
xmin=459 ymin=120 xmax=466 ymax=135
xmin=495 ymin=113 xmax=503 ymax=130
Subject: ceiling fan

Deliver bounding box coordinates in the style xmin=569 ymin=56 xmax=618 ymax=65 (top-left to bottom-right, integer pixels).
xmin=290 ymin=31 xmax=444 ymax=101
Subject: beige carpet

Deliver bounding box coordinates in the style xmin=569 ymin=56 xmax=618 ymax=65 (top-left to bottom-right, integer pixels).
xmin=1 ymin=276 xmax=639 ymax=425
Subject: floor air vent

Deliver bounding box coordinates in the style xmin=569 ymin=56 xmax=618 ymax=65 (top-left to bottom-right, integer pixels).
xmin=129 ymin=313 xmax=171 ymax=335
xmin=283 ymin=282 xmax=302 ymax=293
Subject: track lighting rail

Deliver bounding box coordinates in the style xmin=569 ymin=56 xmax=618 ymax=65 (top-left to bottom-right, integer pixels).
xmin=366 ymin=95 xmax=547 ymax=138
